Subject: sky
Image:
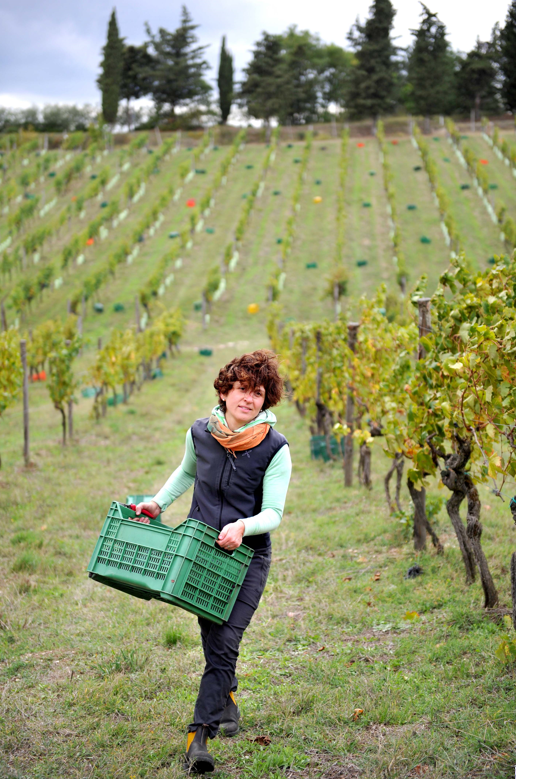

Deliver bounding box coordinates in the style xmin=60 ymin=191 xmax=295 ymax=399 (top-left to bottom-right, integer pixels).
xmin=0 ymin=0 xmax=513 ymax=109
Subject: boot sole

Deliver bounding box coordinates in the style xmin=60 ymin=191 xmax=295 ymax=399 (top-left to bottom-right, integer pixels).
xmin=219 ymin=723 xmax=240 ymax=737
xmin=184 ymin=754 xmax=215 ymax=774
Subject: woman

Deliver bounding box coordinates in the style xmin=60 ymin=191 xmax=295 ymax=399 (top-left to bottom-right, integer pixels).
xmin=134 ymin=349 xmax=292 ymax=774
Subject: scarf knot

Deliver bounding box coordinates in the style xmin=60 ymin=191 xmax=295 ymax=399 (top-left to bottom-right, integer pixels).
xmin=208 ymin=414 xmax=270 ymax=455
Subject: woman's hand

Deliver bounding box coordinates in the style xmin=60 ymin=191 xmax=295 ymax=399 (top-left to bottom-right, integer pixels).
xmin=132 ymin=500 xmax=161 ymax=523
xmin=217 ymin=520 xmax=245 ymax=551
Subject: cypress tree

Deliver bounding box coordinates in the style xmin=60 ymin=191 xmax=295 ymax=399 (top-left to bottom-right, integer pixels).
xmin=97 ymin=9 xmax=124 ymax=125
xmin=346 ymin=0 xmax=397 ymax=126
xmin=407 ymin=5 xmax=456 ymax=122
xmin=499 ymin=0 xmax=516 ymax=112
xmin=218 ymin=36 xmax=234 ymax=124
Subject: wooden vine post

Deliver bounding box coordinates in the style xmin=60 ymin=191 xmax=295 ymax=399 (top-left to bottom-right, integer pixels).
xmin=333 ymin=281 xmax=340 ymax=321
xmin=344 ymin=322 xmax=359 ymax=487
xmin=315 ymin=330 xmax=324 ymax=434
xmin=135 ymin=296 xmax=141 ymax=333
xmin=315 ymin=330 xmax=334 ymax=460
xmin=20 ymin=339 xmax=30 ymax=466
xmin=409 ymin=298 xmax=432 ymax=551
xmin=510 ymin=497 xmax=516 ymax=628
xmin=202 ymin=293 xmax=207 ymax=331
xmin=417 ymin=298 xmax=432 ymax=360
xmin=294 ymin=336 xmax=307 ymax=418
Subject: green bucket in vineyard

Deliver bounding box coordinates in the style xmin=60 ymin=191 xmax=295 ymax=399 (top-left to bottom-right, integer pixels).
xmin=310 ymin=435 xmax=345 ymax=463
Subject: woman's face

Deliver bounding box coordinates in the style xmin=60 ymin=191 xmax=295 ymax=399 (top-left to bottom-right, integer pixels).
xmin=221 ymin=380 xmax=266 ymax=426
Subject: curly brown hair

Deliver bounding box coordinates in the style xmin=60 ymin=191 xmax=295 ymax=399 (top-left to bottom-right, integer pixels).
xmin=214 ymin=349 xmax=284 ymax=412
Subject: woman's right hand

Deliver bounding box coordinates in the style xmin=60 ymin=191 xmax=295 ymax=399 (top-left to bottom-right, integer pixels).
xmin=133 ymin=500 xmax=161 ymax=523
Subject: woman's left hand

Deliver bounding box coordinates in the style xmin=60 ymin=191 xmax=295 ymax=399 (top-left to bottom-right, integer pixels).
xmin=217 ymin=520 xmax=245 ymax=551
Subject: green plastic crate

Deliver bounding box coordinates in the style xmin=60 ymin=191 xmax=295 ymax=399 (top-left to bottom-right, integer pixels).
xmin=87 ymin=502 xmax=254 ymax=624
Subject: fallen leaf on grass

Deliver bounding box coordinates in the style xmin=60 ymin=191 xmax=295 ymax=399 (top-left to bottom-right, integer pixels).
xmin=327 ymin=551 xmax=335 ymax=558
xmin=343 ymin=576 xmax=352 ymax=582
xmin=357 ymin=556 xmax=367 ymax=562
xmin=412 ymin=766 xmax=431 ymax=775
xmin=373 ymin=572 xmax=381 ymax=581
xmin=346 ymin=660 xmax=355 ymax=667
xmin=317 ymin=646 xmax=326 ymax=652
xmin=403 ymin=611 xmax=420 ymax=621
xmin=287 ymin=611 xmax=303 ymax=619
xmin=40 ymin=524 xmax=47 ymax=531
xmin=352 ymin=708 xmax=364 ymax=720
xmin=252 ymin=735 xmax=271 ymax=746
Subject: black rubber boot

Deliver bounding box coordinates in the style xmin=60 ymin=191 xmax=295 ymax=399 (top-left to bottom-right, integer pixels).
xmin=219 ymin=692 xmax=240 ymax=737
xmin=184 ymin=725 xmax=214 ymax=774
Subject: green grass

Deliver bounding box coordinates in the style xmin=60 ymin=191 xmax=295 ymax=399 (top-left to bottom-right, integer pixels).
xmin=460 ymin=136 xmax=516 ymax=220
xmin=388 ymin=139 xmax=451 ymax=293
xmin=345 ymin=139 xmax=395 ymax=297
xmin=0 ymin=339 xmax=516 ymax=778
xmin=430 ymin=139 xmax=503 ymax=266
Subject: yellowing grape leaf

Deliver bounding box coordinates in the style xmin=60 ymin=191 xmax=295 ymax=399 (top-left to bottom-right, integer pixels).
xmin=403 ymin=611 xmax=420 ymax=621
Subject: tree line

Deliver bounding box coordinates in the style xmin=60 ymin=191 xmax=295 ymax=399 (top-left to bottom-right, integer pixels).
xmin=94 ymin=0 xmax=515 ymax=131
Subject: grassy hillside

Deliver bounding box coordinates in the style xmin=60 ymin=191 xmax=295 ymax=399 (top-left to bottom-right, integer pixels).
xmin=0 ymin=127 xmax=516 ymax=777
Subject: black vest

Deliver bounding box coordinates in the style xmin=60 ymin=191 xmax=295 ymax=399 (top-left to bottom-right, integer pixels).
xmin=188 ymin=417 xmax=288 ymax=554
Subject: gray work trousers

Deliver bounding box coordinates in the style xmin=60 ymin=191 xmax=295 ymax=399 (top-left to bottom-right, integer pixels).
xmin=188 ymin=553 xmax=271 ymax=738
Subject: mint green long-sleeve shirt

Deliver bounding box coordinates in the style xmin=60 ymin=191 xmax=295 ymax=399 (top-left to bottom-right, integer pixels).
xmin=153 ymin=409 xmax=292 ymax=537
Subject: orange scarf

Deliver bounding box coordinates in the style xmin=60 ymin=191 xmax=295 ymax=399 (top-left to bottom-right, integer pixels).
xmin=208 ymin=414 xmax=270 ymax=455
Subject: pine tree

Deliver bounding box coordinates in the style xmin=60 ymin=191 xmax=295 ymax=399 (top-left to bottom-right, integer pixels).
xmin=456 ymin=39 xmax=500 ymax=119
xmin=278 ymin=27 xmax=321 ymax=125
xmin=217 ymin=36 xmax=234 ymax=124
xmin=499 ymin=0 xmax=516 ymax=112
xmin=121 ymin=44 xmax=153 ymax=129
xmin=97 ymin=10 xmax=124 ymax=126
xmin=407 ymin=5 xmax=456 ymax=122
xmin=240 ymin=33 xmax=284 ymax=134
xmin=145 ymin=6 xmax=211 ymax=119
xmin=319 ymin=44 xmax=353 ymax=116
xmin=346 ymin=0 xmax=397 ymax=125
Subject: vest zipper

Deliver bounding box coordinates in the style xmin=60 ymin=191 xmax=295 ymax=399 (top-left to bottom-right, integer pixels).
xmin=218 ymin=453 xmax=228 ymax=528
xmin=226 ymin=450 xmax=237 ymax=471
